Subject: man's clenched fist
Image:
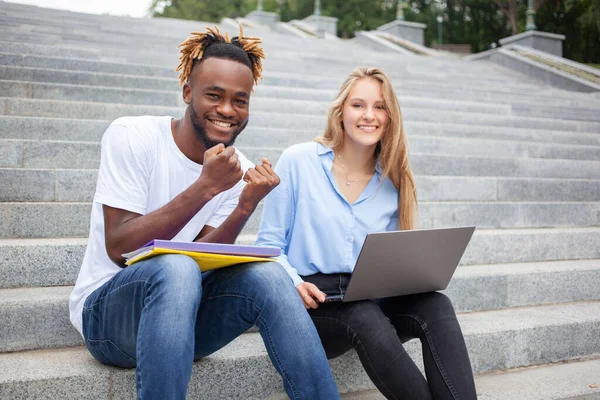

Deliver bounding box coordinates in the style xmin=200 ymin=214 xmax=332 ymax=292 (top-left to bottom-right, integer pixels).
xmin=198 ymin=144 xmax=243 ymax=195
xmin=239 ymin=157 xmax=280 ymax=214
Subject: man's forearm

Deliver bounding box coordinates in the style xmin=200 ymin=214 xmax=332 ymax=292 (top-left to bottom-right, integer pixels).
xmin=196 ymin=203 xmax=255 ymax=245
xmin=106 ymin=181 xmax=218 ymax=263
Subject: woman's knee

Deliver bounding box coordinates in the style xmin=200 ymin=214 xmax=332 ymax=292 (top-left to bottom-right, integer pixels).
xmin=400 ymin=291 xmax=459 ymax=327
xmin=422 ymin=291 xmax=456 ymax=315
xmin=340 ymin=302 xmax=397 ymax=340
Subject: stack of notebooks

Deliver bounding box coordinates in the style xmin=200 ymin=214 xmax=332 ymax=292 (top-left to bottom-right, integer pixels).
xmin=122 ymin=240 xmax=281 ymax=271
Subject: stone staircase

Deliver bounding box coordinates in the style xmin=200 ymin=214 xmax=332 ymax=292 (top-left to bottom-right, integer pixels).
xmin=1 ymin=1 xmax=600 ymax=398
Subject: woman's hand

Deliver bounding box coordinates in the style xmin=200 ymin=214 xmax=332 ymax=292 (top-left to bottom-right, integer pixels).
xmin=296 ymin=282 xmax=326 ymax=309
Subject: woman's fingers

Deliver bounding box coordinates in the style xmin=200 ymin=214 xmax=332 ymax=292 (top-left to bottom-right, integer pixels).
xmin=297 ymin=282 xmax=326 ymax=309
xmin=302 ymin=293 xmax=319 ymax=309
xmin=306 ymin=283 xmax=326 ymax=303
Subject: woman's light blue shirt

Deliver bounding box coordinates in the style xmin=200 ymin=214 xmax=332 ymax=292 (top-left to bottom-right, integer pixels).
xmin=255 ymin=142 xmax=399 ymax=286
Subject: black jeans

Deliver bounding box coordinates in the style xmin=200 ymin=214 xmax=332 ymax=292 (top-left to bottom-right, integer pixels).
xmin=302 ymin=273 xmax=477 ymax=400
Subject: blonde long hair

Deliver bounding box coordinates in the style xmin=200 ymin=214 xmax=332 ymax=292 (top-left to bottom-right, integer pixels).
xmin=315 ymin=67 xmax=417 ymax=230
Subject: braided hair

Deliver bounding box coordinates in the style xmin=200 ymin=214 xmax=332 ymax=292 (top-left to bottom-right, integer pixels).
xmin=176 ymin=26 xmax=265 ymax=87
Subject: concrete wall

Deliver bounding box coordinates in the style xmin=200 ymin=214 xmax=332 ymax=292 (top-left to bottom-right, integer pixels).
xmin=488 ymin=49 xmax=598 ymax=93
xmin=245 ymin=11 xmax=280 ymax=28
xmin=303 ymin=15 xmax=338 ymax=38
xmin=499 ymin=31 xmax=565 ymax=57
xmin=377 ymin=20 xmax=427 ymax=46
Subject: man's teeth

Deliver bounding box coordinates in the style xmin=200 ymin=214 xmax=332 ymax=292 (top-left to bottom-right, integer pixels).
xmin=358 ymin=126 xmax=377 ymax=132
xmin=211 ymin=120 xmax=232 ymax=128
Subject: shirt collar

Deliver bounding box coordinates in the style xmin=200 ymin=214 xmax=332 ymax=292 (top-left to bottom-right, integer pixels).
xmin=316 ymin=142 xmax=382 ymax=175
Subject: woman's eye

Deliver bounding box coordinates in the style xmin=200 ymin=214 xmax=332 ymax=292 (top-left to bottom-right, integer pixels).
xmin=352 ymin=104 xmax=363 ymax=108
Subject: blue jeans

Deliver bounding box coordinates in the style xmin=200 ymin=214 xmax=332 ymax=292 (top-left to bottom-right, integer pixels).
xmin=82 ymin=255 xmax=340 ymax=400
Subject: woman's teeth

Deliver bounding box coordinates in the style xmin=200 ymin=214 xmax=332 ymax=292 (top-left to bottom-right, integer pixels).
xmin=358 ymin=125 xmax=377 ymax=132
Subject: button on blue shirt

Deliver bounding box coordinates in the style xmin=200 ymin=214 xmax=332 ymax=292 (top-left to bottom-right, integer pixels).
xmin=255 ymin=142 xmax=399 ymax=286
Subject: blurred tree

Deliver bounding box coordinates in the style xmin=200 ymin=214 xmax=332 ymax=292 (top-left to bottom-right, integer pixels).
xmin=150 ymin=0 xmax=599 ymax=63
xmin=150 ymin=0 xmax=253 ymax=21
xmin=493 ymin=0 xmax=519 ymax=34
xmin=536 ymin=0 xmax=600 ymax=63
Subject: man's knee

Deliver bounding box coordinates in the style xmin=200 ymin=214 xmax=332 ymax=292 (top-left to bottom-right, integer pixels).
xmin=244 ymin=262 xmax=294 ymax=291
xmin=242 ymin=262 xmax=301 ymax=309
xmin=148 ymin=254 xmax=203 ymax=299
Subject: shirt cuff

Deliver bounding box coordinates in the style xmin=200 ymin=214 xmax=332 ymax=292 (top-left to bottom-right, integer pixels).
xmin=290 ymin=273 xmax=305 ymax=287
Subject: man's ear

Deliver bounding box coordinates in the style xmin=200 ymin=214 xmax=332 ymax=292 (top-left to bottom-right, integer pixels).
xmin=183 ymin=83 xmax=192 ymax=105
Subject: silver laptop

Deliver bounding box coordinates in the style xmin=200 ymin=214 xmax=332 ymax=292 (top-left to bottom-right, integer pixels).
xmin=325 ymin=226 xmax=475 ymax=302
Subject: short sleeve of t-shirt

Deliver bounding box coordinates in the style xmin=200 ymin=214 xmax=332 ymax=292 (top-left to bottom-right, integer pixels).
xmin=94 ymin=122 xmax=154 ymax=215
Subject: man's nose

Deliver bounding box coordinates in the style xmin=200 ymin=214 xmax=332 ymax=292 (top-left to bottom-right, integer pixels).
xmin=216 ymin=101 xmax=235 ymax=117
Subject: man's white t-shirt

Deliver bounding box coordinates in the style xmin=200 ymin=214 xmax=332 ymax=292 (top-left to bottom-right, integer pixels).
xmin=68 ymin=115 xmax=253 ymax=336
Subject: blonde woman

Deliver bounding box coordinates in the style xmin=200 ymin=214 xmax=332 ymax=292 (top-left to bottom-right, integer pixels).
xmin=256 ymin=67 xmax=477 ymax=399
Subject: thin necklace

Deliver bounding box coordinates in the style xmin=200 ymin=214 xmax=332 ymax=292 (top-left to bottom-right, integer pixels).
xmin=335 ymin=153 xmax=375 ymax=187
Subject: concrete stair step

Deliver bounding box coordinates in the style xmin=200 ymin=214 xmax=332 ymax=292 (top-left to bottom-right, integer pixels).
xmin=0 ymin=18 xmax=223 ymax=44
xmin=0 ymin=3 xmax=214 ymax=31
xmin=2 ymin=260 xmax=600 ymax=352
xmin=0 ymin=53 xmax=556 ymax=93
xmin=2 ymin=139 xmax=600 ymax=179
xmin=2 ymin=300 xmax=600 ymax=398
xmin=1 ymin=59 xmax=597 ymax=111
xmin=0 ymin=38 xmax=583 ymax=103
xmin=2 ymin=120 xmax=600 ymax=163
xmin=2 ymin=116 xmax=600 ymax=148
xmin=0 ymin=40 xmax=101 ymax=61
xmin=475 ymin=358 xmax=600 ymax=400
xmin=512 ymin=101 xmax=600 ymax=122
xmin=2 ymin=68 xmax=598 ymax=124
xmin=3 ymin=166 xmax=600 ymax=203
xmin=0 ymin=64 xmax=535 ymax=94
xmin=2 ymin=97 xmax=599 ymax=134
xmin=1 ymin=199 xmax=599 ymax=239
xmin=0 ymin=63 xmax=577 ymax=104
xmin=409 ymin=122 xmax=600 ymax=147
xmin=0 ymin=31 xmax=511 ymax=73
xmin=356 ymin=358 xmax=600 ymax=400
xmin=0 ymin=79 xmax=516 ymax=117
xmin=0 ymin=40 xmax=576 ymax=85
xmin=1 ymin=228 xmax=599 ymax=288
xmin=0 ymin=19 xmax=194 ymax=45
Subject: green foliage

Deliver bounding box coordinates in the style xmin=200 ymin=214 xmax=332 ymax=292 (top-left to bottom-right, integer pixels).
xmin=319 ymin=0 xmax=396 ymax=38
xmin=150 ymin=0 xmax=599 ymax=63
xmin=536 ymin=0 xmax=600 ymax=63
xmin=151 ymin=0 xmax=253 ymax=21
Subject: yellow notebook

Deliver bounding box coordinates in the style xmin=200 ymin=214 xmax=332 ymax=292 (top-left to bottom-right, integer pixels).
xmin=125 ymin=248 xmax=276 ymax=271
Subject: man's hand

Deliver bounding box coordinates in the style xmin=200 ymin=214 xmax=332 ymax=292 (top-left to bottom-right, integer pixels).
xmin=297 ymin=282 xmax=326 ymax=309
xmin=198 ymin=144 xmax=243 ymax=196
xmin=238 ymin=158 xmax=280 ymax=214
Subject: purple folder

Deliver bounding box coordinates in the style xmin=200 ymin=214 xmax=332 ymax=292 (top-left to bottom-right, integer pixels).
xmin=123 ymin=240 xmax=281 ymax=260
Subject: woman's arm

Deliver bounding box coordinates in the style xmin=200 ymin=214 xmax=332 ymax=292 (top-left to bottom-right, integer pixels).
xmin=255 ymin=150 xmax=326 ymax=308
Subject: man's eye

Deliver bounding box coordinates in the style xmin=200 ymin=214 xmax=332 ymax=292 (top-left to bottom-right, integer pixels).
xmin=207 ymin=94 xmax=219 ymax=99
xmin=236 ymin=99 xmax=248 ymax=105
